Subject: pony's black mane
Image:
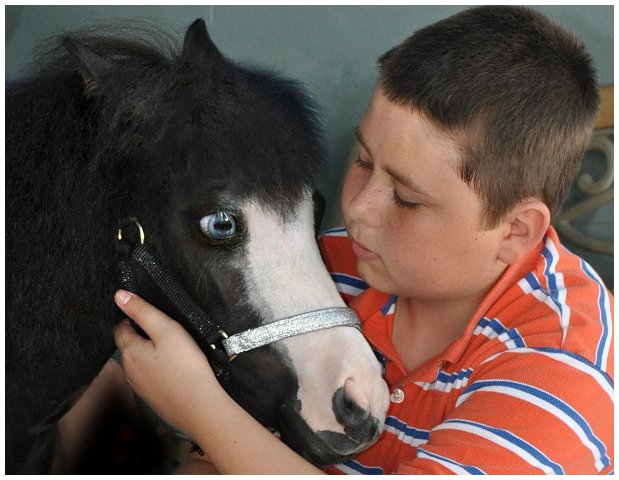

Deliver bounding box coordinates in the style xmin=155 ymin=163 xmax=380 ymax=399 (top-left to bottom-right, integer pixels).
xmin=32 ymin=22 xmax=177 ymax=69
xmin=10 ymin=21 xmax=324 ymax=211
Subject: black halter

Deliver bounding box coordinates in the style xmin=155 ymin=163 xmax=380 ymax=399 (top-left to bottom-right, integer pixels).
xmin=116 ymin=217 xmax=232 ymax=383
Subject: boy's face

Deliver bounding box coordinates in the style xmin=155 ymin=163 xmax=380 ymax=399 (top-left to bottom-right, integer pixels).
xmin=341 ymin=87 xmax=509 ymax=306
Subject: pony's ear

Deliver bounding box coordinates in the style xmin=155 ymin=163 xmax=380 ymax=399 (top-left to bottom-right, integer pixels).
xmin=179 ymin=19 xmax=224 ymax=69
xmin=62 ymin=37 xmax=113 ymax=98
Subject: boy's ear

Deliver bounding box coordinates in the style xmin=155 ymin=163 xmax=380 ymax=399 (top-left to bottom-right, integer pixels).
xmin=497 ymin=199 xmax=551 ymax=264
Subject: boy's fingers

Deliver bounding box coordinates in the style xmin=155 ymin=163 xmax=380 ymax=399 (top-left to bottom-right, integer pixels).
xmin=114 ymin=290 xmax=175 ymax=343
xmin=113 ymin=318 xmax=143 ymax=351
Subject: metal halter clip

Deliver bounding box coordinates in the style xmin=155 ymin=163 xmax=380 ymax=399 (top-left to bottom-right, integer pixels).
xmin=211 ymin=329 xmax=237 ymax=362
xmin=117 ymin=217 xmax=145 ymax=245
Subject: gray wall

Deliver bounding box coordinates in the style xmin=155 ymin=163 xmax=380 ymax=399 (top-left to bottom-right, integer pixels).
xmin=6 ymin=5 xmax=614 ymax=285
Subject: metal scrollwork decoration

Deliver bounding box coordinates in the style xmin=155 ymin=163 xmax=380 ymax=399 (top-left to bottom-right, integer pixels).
xmin=554 ymin=84 xmax=614 ymax=257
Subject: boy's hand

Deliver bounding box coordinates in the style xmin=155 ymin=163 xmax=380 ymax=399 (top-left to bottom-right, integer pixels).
xmin=113 ymin=290 xmax=220 ymax=439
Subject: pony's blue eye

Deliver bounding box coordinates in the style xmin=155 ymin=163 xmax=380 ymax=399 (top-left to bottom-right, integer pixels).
xmin=200 ymin=212 xmax=237 ymax=239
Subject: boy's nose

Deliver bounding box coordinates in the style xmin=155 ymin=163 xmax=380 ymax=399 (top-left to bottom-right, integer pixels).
xmin=347 ymin=181 xmax=385 ymax=228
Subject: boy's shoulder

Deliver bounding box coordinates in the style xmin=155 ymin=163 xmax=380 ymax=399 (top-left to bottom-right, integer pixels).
xmin=477 ymin=227 xmax=613 ymax=376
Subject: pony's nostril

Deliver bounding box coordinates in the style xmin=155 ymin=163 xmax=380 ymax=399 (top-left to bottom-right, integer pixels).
xmin=346 ymin=377 xmax=370 ymax=409
xmin=331 ymin=381 xmax=384 ymax=446
xmin=332 ymin=385 xmax=371 ymax=430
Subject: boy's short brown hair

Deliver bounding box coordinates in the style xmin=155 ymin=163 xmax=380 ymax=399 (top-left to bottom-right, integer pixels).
xmin=378 ymin=6 xmax=600 ymax=227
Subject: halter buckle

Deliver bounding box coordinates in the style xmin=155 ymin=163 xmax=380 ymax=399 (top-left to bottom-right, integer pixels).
xmin=118 ymin=217 xmax=145 ymax=245
xmin=210 ymin=329 xmax=237 ymax=361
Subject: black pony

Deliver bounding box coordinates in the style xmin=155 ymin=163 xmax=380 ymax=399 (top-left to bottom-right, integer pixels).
xmin=6 ymin=19 xmax=388 ymax=473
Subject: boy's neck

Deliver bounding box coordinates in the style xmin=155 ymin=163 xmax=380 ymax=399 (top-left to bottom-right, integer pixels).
xmin=392 ymin=295 xmax=481 ymax=372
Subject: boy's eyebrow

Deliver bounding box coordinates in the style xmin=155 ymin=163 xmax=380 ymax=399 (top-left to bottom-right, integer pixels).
xmin=354 ymin=126 xmax=433 ymax=199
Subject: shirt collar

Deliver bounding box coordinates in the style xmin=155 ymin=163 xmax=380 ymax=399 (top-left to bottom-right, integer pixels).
xmin=348 ymin=230 xmax=547 ymax=380
xmin=439 ymin=235 xmax=544 ymax=365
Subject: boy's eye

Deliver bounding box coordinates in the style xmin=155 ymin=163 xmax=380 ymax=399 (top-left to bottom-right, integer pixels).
xmin=355 ymin=156 xmax=372 ymax=170
xmin=393 ymin=191 xmax=421 ymax=209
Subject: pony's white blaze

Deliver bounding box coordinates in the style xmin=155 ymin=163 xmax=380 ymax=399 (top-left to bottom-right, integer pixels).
xmin=243 ymin=191 xmax=389 ymax=438
xmin=243 ymin=193 xmax=344 ymax=318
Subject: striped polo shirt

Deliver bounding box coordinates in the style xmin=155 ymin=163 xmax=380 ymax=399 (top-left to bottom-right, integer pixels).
xmin=320 ymin=226 xmax=613 ymax=475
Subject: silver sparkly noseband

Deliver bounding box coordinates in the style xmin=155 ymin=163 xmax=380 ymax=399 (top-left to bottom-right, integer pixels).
xmin=222 ymin=307 xmax=360 ymax=358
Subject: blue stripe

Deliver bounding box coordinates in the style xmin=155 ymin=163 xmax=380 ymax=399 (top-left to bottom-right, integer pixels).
xmin=380 ymin=295 xmax=397 ymax=315
xmin=524 ymin=269 xmax=567 ymax=326
xmin=330 ymin=273 xmax=368 ymax=291
xmin=580 ymin=260 xmax=611 ymax=369
xmin=372 ymin=348 xmax=386 ymax=373
xmin=541 ymin=245 xmax=566 ymax=318
xmin=541 ymin=246 xmax=560 ymax=293
xmin=534 ymin=347 xmax=614 ymax=389
xmin=443 ymin=419 xmax=564 ymax=474
xmin=385 ymin=416 xmax=431 ymax=441
xmin=476 ymin=318 xmax=526 ymax=348
xmin=524 ymin=272 xmax=544 ymax=292
xmin=321 ymin=226 xmax=347 ymax=236
xmin=463 ymin=379 xmax=611 ymax=468
xmin=339 ymin=459 xmax=384 ymax=475
xmin=524 ymin=272 xmax=547 ymax=294
xmin=435 ymin=368 xmax=474 ymax=385
xmin=416 ymin=447 xmax=486 ymax=474
xmin=507 ymin=328 xmax=527 ymax=348
xmin=478 ymin=317 xmax=508 ymax=335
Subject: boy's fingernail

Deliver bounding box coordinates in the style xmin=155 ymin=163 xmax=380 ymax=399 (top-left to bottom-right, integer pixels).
xmin=115 ymin=290 xmax=132 ymax=305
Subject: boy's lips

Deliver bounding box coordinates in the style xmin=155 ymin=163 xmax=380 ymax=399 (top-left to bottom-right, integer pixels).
xmin=351 ymin=239 xmax=380 ymax=261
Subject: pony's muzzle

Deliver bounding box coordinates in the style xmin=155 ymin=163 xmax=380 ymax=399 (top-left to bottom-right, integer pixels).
xmin=277 ymin=394 xmax=381 ymax=466
xmin=330 ymin=384 xmax=382 ymax=448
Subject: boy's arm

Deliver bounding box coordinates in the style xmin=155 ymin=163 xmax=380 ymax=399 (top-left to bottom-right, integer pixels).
xmin=113 ymin=290 xmax=324 ymax=475
xmin=395 ymin=349 xmax=614 ymax=474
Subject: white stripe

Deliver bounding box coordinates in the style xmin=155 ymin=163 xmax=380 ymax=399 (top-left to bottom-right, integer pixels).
xmin=544 ymin=239 xmax=571 ymax=343
xmin=497 ymin=332 xmax=518 ymax=350
xmin=517 ymin=276 xmax=564 ymax=320
xmin=473 ymin=319 xmax=504 ymax=340
xmin=322 ymin=227 xmax=348 ymax=237
xmin=384 ymin=423 xmax=428 ymax=447
xmin=416 ymin=450 xmax=479 ymax=474
xmin=335 ymin=282 xmax=365 ymax=297
xmin=597 ymin=291 xmax=612 ymax=372
xmin=481 ymin=348 xmax=613 ymax=401
xmin=334 ymin=463 xmax=366 ymax=475
xmin=473 ymin=318 xmax=526 ymax=349
xmin=415 ymin=375 xmax=470 ymax=393
xmin=473 ymin=324 xmax=500 ymax=339
xmin=433 ymin=421 xmax=557 ymax=474
xmin=456 ymin=383 xmax=605 ymax=470
xmin=582 ymin=261 xmax=613 ymax=371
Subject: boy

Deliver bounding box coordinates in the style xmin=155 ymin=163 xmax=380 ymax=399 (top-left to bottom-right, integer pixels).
xmin=114 ymin=6 xmax=613 ymax=474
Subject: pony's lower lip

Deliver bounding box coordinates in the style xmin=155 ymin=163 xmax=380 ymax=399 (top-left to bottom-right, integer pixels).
xmin=352 ymin=240 xmax=379 ymax=261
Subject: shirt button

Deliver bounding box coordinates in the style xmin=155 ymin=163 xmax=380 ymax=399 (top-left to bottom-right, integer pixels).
xmin=390 ymin=388 xmax=405 ymax=403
